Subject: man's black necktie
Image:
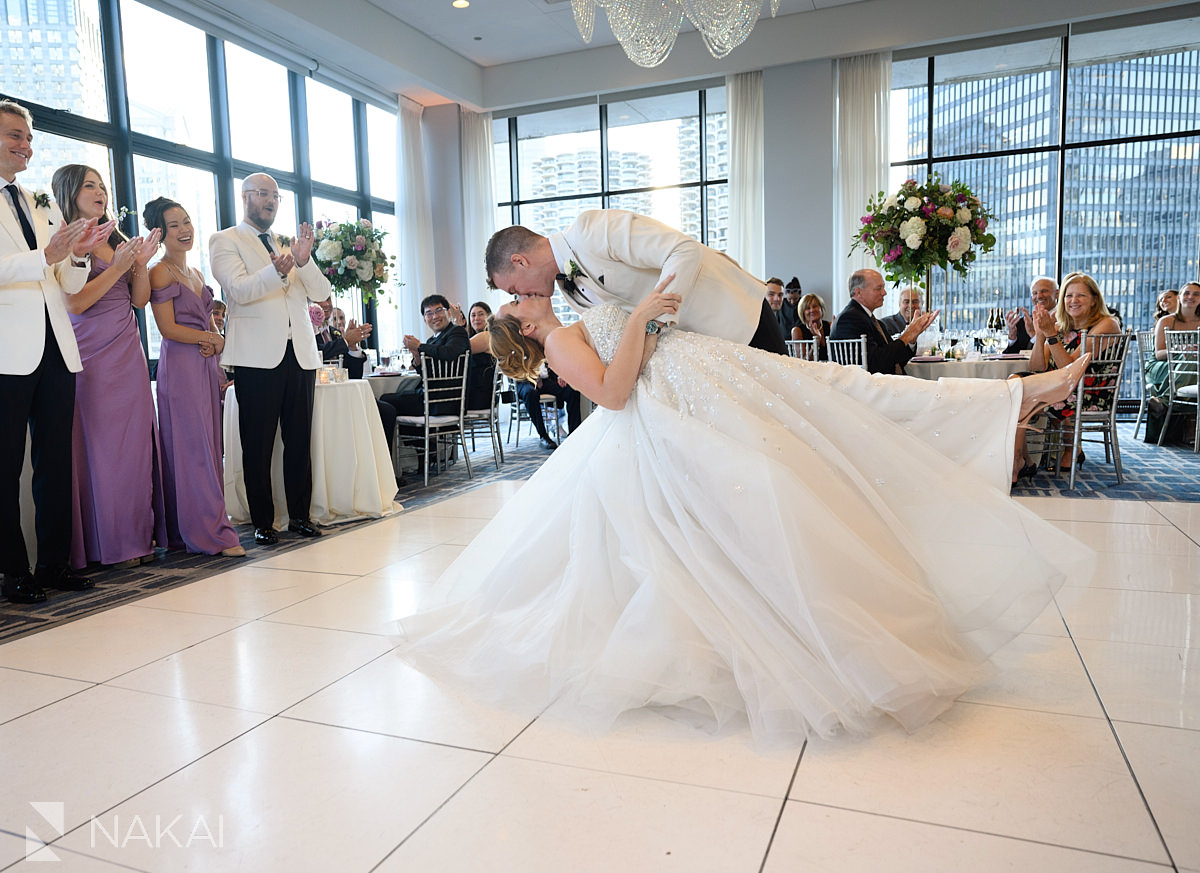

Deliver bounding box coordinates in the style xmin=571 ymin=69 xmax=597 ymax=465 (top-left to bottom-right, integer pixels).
xmin=258 ymin=232 xmax=274 ymax=255
xmin=4 ymin=184 xmax=37 ymax=250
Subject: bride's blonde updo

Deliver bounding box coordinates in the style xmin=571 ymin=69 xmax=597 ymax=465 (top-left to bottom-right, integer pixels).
xmin=487 ymin=314 xmax=545 ymax=383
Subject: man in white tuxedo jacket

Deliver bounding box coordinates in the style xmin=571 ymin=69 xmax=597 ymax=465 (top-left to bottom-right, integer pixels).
xmin=211 ymin=173 xmax=330 ymax=546
xmin=485 ymin=209 xmax=788 ymax=354
xmin=0 ymin=100 xmax=110 ymax=604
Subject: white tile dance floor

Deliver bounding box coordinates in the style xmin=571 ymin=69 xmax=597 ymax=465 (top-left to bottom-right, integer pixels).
xmin=0 ymin=485 xmax=1197 ymax=872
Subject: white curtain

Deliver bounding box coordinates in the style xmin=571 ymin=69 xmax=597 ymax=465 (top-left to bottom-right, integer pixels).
xmin=396 ymin=95 xmax=436 ymax=339
xmin=726 ymin=70 xmax=764 ymax=279
xmin=460 ymin=109 xmax=499 ymax=310
xmin=833 ymin=53 xmax=890 ymax=311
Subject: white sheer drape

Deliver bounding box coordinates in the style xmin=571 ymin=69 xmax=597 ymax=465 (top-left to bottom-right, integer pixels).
xmin=396 ymin=96 xmax=435 ymax=338
xmin=461 ymin=109 xmax=498 ymax=308
xmin=833 ymin=53 xmax=890 ymax=311
xmin=726 ymin=70 xmax=764 ymax=279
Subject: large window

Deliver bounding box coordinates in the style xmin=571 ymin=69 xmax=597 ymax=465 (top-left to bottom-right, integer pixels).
xmin=894 ymin=18 xmax=1200 ymax=336
xmin=493 ymin=85 xmax=728 ymax=244
xmin=1 ymin=0 xmax=397 ymax=364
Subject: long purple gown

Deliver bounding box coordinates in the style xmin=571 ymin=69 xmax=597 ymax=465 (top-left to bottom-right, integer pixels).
xmin=152 ymin=280 xmax=240 ymax=555
xmin=69 ymin=254 xmax=167 ymax=568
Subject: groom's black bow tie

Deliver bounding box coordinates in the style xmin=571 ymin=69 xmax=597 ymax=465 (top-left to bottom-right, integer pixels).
xmin=555 ymin=273 xmax=590 ymax=308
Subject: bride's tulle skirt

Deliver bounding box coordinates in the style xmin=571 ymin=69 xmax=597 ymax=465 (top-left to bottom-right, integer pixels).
xmin=397 ymin=333 xmax=1091 ymax=745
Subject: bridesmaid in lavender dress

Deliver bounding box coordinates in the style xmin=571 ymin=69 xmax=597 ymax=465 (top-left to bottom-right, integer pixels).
xmin=143 ymin=198 xmax=245 ymax=557
xmin=51 ymin=165 xmax=166 ymax=571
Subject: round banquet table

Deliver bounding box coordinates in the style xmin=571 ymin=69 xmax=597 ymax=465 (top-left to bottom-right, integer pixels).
xmin=224 ymin=379 xmax=400 ymax=529
xmin=906 ymin=357 xmax=1030 ymax=381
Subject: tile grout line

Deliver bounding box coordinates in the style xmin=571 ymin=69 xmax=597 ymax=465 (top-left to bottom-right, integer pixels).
xmin=757 ymin=742 xmax=806 ymax=873
xmin=1052 ymin=593 xmax=1181 ymax=872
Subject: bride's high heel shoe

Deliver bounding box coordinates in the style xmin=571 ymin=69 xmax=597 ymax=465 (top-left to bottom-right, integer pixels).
xmin=1017 ymin=353 xmax=1091 ymax=427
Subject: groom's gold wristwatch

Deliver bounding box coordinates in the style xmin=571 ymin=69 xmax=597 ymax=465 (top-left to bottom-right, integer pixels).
xmin=645 ymin=320 xmax=662 ymax=336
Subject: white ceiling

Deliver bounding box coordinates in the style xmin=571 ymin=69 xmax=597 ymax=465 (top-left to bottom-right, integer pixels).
xmin=363 ymin=0 xmax=869 ymax=68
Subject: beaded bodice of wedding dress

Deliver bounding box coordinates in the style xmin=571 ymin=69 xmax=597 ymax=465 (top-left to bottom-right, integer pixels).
xmin=397 ymin=304 xmax=1089 ymax=745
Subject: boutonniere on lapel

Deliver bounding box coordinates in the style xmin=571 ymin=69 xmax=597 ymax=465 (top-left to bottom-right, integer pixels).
xmin=556 ymin=259 xmax=585 ymax=296
xmin=32 ymin=191 xmax=51 ymax=209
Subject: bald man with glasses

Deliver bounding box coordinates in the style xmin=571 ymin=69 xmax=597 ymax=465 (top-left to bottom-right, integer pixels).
xmin=210 ymin=173 xmax=331 ymax=546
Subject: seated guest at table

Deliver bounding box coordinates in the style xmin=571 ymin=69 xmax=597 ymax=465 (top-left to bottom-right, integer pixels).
xmin=517 ymin=364 xmax=581 ymax=451
xmin=783 ymin=277 xmax=802 ymax=327
xmin=315 ymin=299 xmax=372 ymax=379
xmin=144 ymin=196 xmax=244 ymax=558
xmin=379 ymin=293 xmax=469 ymax=448
xmin=1144 ymin=281 xmax=1200 ymax=443
xmin=879 ymin=286 xmax=922 ymax=352
xmin=764 ymin=278 xmax=793 ymax=349
xmin=1004 ymin=276 xmax=1058 ymax=354
xmin=831 ymin=269 xmax=937 ymax=375
xmin=211 ymin=298 xmax=227 ymax=333
xmin=790 ymin=293 xmax=830 ymax=361
xmin=463 ymin=301 xmax=497 ymax=411
xmin=1027 ymin=271 xmax=1120 ymax=469
xmin=52 ymin=163 xmax=167 ymax=571
xmin=1154 ymin=288 xmax=1179 ymax=322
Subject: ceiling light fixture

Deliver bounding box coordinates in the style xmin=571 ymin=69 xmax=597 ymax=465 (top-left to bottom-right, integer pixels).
xmin=570 ymin=0 xmax=779 ymax=67
xmin=452 ymin=0 xmax=469 ymax=8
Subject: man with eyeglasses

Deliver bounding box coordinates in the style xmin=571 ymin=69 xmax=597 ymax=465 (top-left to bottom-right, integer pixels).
xmin=379 ymin=293 xmax=469 ymax=451
xmin=210 ymin=173 xmax=331 ymax=546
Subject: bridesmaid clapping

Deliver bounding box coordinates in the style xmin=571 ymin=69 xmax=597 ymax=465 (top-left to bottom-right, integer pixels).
xmin=51 ymin=164 xmax=166 ymax=571
xmin=143 ymin=197 xmax=245 ymax=558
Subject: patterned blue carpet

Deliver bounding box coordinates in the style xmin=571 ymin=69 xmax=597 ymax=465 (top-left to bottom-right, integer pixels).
xmin=1011 ymin=420 xmax=1200 ymax=501
xmin=2 ymin=416 xmax=1196 ymax=643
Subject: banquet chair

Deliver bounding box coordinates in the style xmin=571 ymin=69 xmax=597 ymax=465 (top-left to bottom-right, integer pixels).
xmin=827 ymin=335 xmax=868 ymax=369
xmin=1158 ymin=329 xmax=1200 ymax=453
xmin=393 ymin=351 xmax=472 ymax=487
xmin=1042 ymin=330 xmax=1133 ymax=489
xmin=786 ymin=338 xmax=819 ymax=361
xmin=505 ymin=376 xmax=564 ymax=447
xmin=1132 ymin=328 xmax=1158 ymax=439
xmin=463 ymin=363 xmax=504 ymax=469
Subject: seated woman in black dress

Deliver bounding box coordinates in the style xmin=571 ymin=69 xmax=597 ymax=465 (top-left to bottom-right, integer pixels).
xmin=790 ymin=293 xmax=831 ymax=361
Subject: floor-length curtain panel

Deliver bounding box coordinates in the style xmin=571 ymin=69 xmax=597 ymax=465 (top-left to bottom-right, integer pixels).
xmin=397 ymin=96 xmax=436 ymax=338
xmin=461 ymin=109 xmax=499 ymax=309
xmin=834 ymin=53 xmax=890 ymax=311
xmin=727 ymin=70 xmax=765 ymax=279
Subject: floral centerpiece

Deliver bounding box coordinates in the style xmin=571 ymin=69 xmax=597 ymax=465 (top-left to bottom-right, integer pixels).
xmin=850 ymin=174 xmax=996 ymax=287
xmin=312 ymin=218 xmax=396 ymax=305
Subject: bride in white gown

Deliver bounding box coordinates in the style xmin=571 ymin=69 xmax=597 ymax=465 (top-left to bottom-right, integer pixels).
xmin=397 ymin=286 xmax=1092 ymax=745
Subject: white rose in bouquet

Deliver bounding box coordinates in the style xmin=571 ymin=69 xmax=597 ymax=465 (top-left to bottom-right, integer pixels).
xmin=316 ymin=239 xmax=343 ymax=262
xmin=946 ymin=226 xmax=973 ymax=260
xmin=882 ymin=194 xmax=899 ymax=210
xmin=355 ymin=261 xmax=374 ymax=281
xmin=904 ymin=196 xmax=922 ymax=211
xmin=955 ymin=207 xmax=972 ymax=224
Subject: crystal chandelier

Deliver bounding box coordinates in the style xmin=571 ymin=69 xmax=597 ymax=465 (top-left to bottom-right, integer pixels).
xmin=571 ymin=0 xmax=781 ymax=68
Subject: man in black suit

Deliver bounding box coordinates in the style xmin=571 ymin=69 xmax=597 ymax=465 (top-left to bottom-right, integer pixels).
xmin=380 ymin=293 xmax=469 ymax=447
xmin=765 ymin=277 xmax=795 ymax=347
xmin=1004 ymin=277 xmax=1058 ymax=354
xmin=831 ymin=269 xmax=937 ymax=375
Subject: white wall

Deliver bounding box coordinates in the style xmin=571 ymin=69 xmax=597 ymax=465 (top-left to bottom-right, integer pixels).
xmin=763 ymin=59 xmax=839 ymax=316
xmin=422 ymin=104 xmax=470 ymax=308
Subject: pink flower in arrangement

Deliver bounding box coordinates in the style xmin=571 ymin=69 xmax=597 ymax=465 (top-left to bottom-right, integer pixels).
xmin=883 ymin=245 xmax=903 ymax=263
xmin=307 ymin=302 xmax=325 ymax=331
xmin=315 ymin=220 xmax=325 ymax=230
xmin=344 ymin=255 xmax=359 ymax=269
xmin=355 ymin=235 xmax=367 ymax=250
xmin=975 ymin=218 xmax=988 ymax=231
xmin=861 ymin=215 xmax=873 ymax=225
xmin=359 ymin=219 xmax=372 ymax=228
xmin=922 ymin=203 xmax=935 ymax=217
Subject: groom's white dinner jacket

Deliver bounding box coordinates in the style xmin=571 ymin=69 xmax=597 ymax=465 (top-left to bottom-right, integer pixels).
xmin=549 ymin=209 xmax=764 ymax=344
xmin=0 ymin=183 xmax=86 ymax=375
xmin=211 ymin=221 xmax=331 ymax=371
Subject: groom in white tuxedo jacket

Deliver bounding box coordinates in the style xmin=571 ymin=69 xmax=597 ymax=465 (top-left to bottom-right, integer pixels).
xmin=211 ymin=173 xmax=330 ymax=546
xmin=0 ymin=100 xmax=110 ymax=603
xmin=485 ymin=209 xmax=788 ymax=354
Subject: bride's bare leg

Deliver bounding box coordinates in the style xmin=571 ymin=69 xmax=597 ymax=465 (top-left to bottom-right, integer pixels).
xmin=1017 ymin=353 xmax=1091 ymax=423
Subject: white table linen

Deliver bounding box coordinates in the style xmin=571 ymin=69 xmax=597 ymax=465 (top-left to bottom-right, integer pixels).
xmin=906 ymin=358 xmax=1030 ymax=381
xmin=224 ymin=379 xmax=399 ymax=529
xmin=366 ymin=372 xmax=420 ymax=399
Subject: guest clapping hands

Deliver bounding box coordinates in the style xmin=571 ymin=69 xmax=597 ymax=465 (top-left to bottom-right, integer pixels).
xmin=52 ymin=164 xmax=166 ymax=571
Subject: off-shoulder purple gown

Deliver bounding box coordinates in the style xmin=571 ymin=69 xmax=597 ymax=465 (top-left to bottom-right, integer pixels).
xmin=69 ymin=254 xmax=167 ymax=568
xmin=152 ymin=280 xmax=240 ymax=554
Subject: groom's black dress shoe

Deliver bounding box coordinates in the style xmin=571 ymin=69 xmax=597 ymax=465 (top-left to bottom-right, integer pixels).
xmin=34 ymin=566 xmax=94 ymax=591
xmin=2 ymin=572 xmax=47 ymax=604
xmin=288 ymin=518 xmax=322 ymax=538
xmin=539 ymin=437 xmax=558 ymax=450
xmin=254 ymin=527 xmax=279 ymax=546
